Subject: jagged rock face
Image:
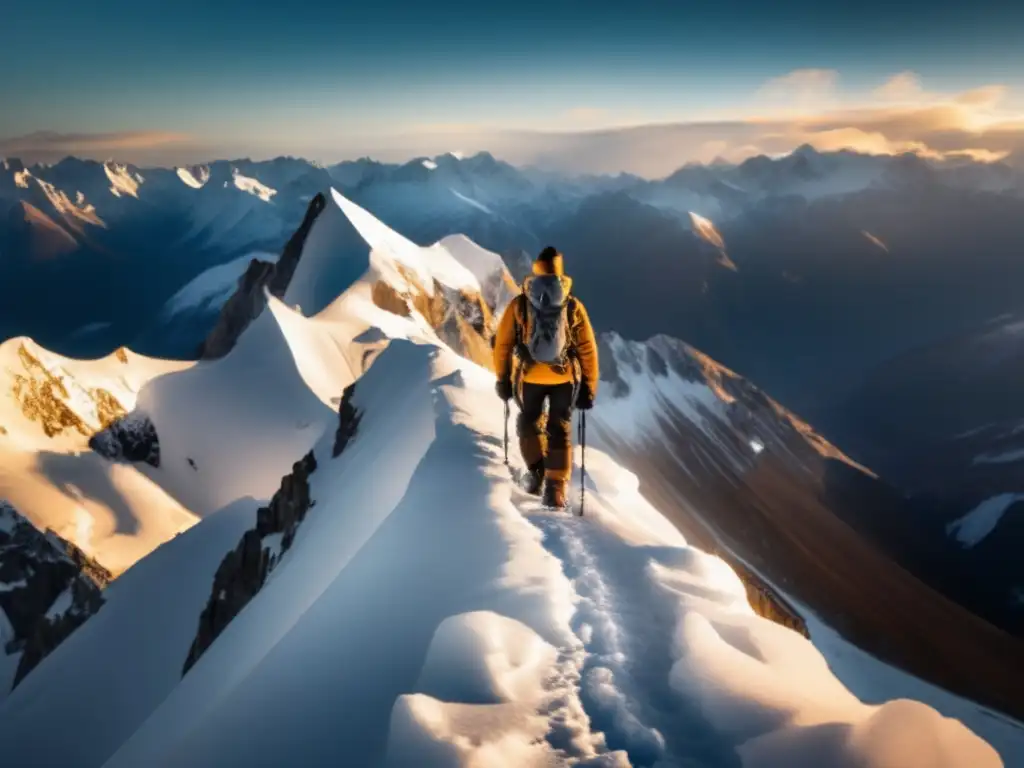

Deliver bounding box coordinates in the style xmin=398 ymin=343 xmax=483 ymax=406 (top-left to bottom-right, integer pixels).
xmin=333 ymin=384 xmax=361 ymax=457
xmin=0 ymin=501 xmax=109 ymax=689
xmin=725 ymin=559 xmax=807 ymax=637
xmin=89 ymin=412 xmax=161 ymax=468
xmin=181 ymin=450 xmax=318 ymax=675
xmin=10 ymin=343 xmax=128 ymax=439
xmin=183 ymin=388 xmax=361 ymax=675
xmin=370 ymin=264 xmax=502 ymax=371
xmin=198 ymin=192 xmax=327 ymax=360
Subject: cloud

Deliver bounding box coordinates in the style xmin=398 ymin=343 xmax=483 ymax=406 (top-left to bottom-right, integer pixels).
xmin=561 ymin=107 xmax=610 ymax=125
xmin=4 ymin=73 xmax=1023 ymax=176
xmin=874 ymin=71 xmax=926 ymax=102
xmin=756 ymin=69 xmax=840 ymax=112
xmin=758 ymin=69 xmax=839 ymax=99
xmin=955 ymin=85 xmax=1008 ymax=108
xmin=466 ymin=74 xmax=1024 ymax=176
xmin=0 ymin=130 xmax=193 ymax=164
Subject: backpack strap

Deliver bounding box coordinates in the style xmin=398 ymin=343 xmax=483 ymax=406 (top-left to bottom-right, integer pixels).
xmin=512 ymin=293 xmax=532 ymax=364
xmin=511 ymin=293 xmax=532 ymax=402
xmin=565 ymin=296 xmax=580 ymax=359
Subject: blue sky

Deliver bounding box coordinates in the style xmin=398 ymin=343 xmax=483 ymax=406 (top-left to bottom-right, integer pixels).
xmin=3 ymin=0 xmax=1023 ymax=171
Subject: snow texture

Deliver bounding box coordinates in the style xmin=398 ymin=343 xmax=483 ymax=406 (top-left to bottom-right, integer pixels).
xmin=689 ymin=211 xmax=726 ymax=251
xmin=947 ymin=494 xmax=1024 ymax=547
xmin=176 ymin=166 xmax=210 ymax=189
xmin=973 ymin=448 xmax=1024 ymax=465
xmin=104 ymin=163 xmax=143 ymax=199
xmin=450 ymin=187 xmax=495 ymax=215
xmin=0 ymin=187 xmax=1013 ymax=768
xmin=802 ymin=612 xmax=1024 ymax=763
xmin=231 ymin=170 xmax=276 ymax=202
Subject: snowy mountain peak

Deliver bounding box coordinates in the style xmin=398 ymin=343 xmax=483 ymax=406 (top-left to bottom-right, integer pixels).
xmin=596 ymin=330 xmax=873 ymax=476
xmin=176 ymin=165 xmax=211 ymax=189
xmin=334 ymin=189 xmax=480 ymax=296
xmin=230 ymin=168 xmax=276 ymax=202
xmin=103 ymin=162 xmax=143 ymax=198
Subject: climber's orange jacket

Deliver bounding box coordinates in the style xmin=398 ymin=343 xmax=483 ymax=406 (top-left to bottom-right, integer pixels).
xmin=492 ymin=256 xmax=599 ymax=394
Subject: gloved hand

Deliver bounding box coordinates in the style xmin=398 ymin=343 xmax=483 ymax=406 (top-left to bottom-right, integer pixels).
xmin=575 ymin=383 xmax=595 ymax=411
xmin=495 ymin=378 xmax=514 ymax=402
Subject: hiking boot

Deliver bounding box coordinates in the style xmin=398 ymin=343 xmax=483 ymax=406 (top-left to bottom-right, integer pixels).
xmin=522 ymin=463 xmax=544 ymax=496
xmin=542 ymin=479 xmax=568 ymax=510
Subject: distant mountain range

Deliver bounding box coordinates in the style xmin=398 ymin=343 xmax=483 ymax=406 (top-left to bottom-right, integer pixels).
xmin=3 ymin=148 xmax=1024 ymax=569
xmin=4 ymin=147 xmax=1022 ymax=399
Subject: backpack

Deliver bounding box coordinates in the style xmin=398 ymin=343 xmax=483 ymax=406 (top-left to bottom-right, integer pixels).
xmin=516 ymin=275 xmax=577 ymax=368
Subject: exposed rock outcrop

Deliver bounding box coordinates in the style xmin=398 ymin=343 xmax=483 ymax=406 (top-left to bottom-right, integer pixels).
xmin=10 ymin=342 xmax=129 ymax=438
xmin=333 ymin=384 xmax=361 ymax=458
xmin=0 ymin=501 xmax=110 ymax=689
xmin=182 ymin=451 xmax=317 ymax=675
xmin=9 ymin=343 xmax=129 ymax=439
xmin=198 ymin=192 xmax=327 ymax=359
xmin=89 ymin=411 xmax=161 ymax=468
xmin=370 ymin=263 xmax=503 ymax=371
xmin=182 ymin=387 xmax=362 ymax=675
xmin=728 ymin=559 xmax=808 ymax=637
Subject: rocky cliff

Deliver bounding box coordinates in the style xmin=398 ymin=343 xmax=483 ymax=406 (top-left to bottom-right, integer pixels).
xmin=89 ymin=411 xmax=161 ymax=468
xmin=0 ymin=501 xmax=110 ymax=690
xmin=198 ymin=192 xmax=327 ymax=359
xmin=182 ymin=384 xmax=361 ymax=675
xmin=9 ymin=342 xmax=130 ymax=439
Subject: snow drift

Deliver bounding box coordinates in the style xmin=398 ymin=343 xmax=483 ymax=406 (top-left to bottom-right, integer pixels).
xmin=0 ymin=187 xmax=1014 ymax=768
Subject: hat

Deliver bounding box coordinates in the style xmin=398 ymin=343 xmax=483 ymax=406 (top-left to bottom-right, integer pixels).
xmin=533 ymin=246 xmax=564 ymax=276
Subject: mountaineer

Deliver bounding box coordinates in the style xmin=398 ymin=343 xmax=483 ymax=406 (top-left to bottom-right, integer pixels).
xmin=493 ymin=246 xmax=599 ymax=509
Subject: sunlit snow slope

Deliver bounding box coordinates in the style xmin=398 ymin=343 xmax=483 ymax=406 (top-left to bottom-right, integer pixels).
xmin=0 ymin=188 xmax=1014 ymax=768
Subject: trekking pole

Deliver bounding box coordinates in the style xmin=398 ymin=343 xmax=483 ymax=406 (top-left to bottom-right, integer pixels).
xmin=503 ymin=400 xmax=510 ymax=466
xmin=578 ymin=410 xmax=587 ymax=516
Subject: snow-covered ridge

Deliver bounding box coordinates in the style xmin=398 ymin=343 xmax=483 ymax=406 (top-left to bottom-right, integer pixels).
xmin=334 ymin=188 xmax=480 ymax=295
xmin=30 ymin=175 xmax=106 ymax=229
xmin=947 ymin=493 xmax=1024 ymax=547
xmin=0 ymin=337 xmax=179 ymax=447
xmin=0 ymin=338 xmax=197 ymax=573
xmin=104 ymin=162 xmax=143 ymax=199
xmin=231 ymin=169 xmax=276 ymax=202
xmin=595 ymin=331 xmax=871 ymax=474
xmin=176 ymin=165 xmax=210 ymax=189
xmin=0 ymin=187 xmax=1016 ymax=766
xmin=160 ymin=251 xmax=281 ymax=320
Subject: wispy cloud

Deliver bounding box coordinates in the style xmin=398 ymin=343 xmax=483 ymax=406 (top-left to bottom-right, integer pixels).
xmin=0 ymin=131 xmax=192 ymax=164
xmin=5 ymin=72 xmax=1023 ymax=176
xmin=561 ymin=107 xmax=611 ymax=125
xmin=755 ymin=69 xmax=841 ymax=112
xmin=471 ymin=72 xmax=1024 ymax=175
xmin=873 ymin=71 xmax=926 ymax=102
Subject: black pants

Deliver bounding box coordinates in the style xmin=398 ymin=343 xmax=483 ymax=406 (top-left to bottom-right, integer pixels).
xmin=517 ymin=382 xmax=575 ymax=484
